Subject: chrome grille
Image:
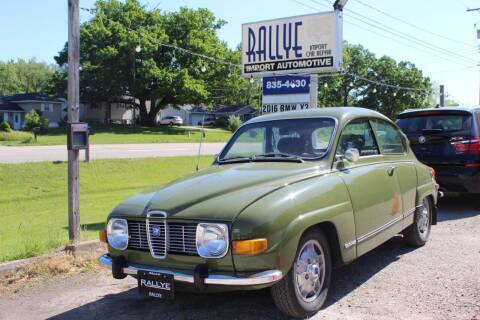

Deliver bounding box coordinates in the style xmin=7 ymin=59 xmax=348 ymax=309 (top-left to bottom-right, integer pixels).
xmin=127 ymin=221 xmax=149 ymax=250
xmin=147 ymin=219 xmax=167 ymax=259
xmin=168 ymin=223 xmax=197 ymax=255
xmin=127 ymin=219 xmax=198 ymax=257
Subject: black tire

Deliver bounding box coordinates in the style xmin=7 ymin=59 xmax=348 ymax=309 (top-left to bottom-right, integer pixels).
xmin=271 ymin=229 xmax=331 ymax=319
xmin=404 ymin=197 xmax=432 ymax=246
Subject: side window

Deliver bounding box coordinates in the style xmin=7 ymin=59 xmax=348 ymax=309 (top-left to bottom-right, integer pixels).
xmin=338 ymin=120 xmax=379 ymax=157
xmin=371 ymin=120 xmax=406 ymax=154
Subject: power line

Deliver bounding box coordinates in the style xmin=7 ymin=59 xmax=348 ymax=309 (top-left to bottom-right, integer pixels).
xmin=354 ymin=0 xmax=477 ymax=48
xmin=307 ymin=0 xmax=478 ymax=65
xmin=79 ymin=6 xmax=431 ymax=94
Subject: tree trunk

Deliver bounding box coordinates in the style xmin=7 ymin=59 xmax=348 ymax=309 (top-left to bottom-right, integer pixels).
xmin=138 ymin=98 xmax=150 ymax=125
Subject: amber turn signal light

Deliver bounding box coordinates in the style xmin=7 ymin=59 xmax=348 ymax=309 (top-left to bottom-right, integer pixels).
xmin=232 ymin=239 xmax=268 ymax=255
xmin=99 ymin=229 xmax=107 ymax=243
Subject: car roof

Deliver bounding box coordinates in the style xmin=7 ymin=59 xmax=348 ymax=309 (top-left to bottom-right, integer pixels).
xmin=399 ymin=106 xmax=480 ymax=117
xmin=247 ymin=107 xmax=392 ymax=125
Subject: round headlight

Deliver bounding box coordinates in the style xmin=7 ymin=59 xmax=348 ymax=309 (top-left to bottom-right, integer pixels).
xmin=107 ymin=218 xmax=129 ymax=250
xmin=196 ymin=223 xmax=229 ymax=258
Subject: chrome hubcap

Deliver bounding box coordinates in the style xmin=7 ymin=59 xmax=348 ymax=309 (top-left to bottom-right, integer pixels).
xmin=417 ymin=199 xmax=430 ymax=240
xmin=294 ymin=240 xmax=325 ymax=303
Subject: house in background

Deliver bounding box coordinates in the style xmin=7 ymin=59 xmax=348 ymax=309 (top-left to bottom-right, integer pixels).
xmin=213 ymin=105 xmax=257 ymax=122
xmin=0 ymin=93 xmax=69 ymax=128
xmin=0 ymin=101 xmax=25 ymax=130
xmin=84 ymin=96 xmax=139 ymax=124
xmin=158 ymin=104 xmax=257 ymax=126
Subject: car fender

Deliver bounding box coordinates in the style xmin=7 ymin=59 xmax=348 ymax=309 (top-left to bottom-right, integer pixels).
xmin=415 ymin=163 xmax=439 ymax=224
xmin=232 ymin=173 xmax=356 ymax=274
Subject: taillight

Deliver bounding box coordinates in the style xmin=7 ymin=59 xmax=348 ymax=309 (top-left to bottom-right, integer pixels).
xmin=451 ymin=137 xmax=480 ymax=155
xmin=429 ymin=167 xmax=435 ymax=179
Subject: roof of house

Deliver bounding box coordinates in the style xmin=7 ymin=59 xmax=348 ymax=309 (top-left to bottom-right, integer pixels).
xmin=1 ymin=93 xmax=63 ymax=103
xmin=213 ymin=105 xmax=256 ymax=114
xmin=0 ymin=102 xmax=25 ymax=113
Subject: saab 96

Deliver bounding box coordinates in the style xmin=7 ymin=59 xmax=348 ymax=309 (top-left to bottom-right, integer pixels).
xmin=99 ymin=107 xmax=439 ymax=318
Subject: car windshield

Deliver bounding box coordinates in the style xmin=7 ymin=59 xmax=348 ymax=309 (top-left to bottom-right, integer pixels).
xmin=219 ymin=118 xmax=336 ymax=162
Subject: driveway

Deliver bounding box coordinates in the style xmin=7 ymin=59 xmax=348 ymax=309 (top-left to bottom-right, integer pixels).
xmin=0 ymin=143 xmax=225 ymax=163
xmin=0 ymin=196 xmax=479 ymax=319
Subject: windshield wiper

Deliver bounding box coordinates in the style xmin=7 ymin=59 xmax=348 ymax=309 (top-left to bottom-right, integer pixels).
xmin=218 ymin=153 xmax=304 ymax=164
xmin=218 ymin=156 xmax=253 ymax=164
xmin=254 ymin=153 xmax=304 ymax=163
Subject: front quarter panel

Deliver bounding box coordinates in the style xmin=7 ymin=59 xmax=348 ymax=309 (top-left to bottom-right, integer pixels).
xmin=232 ymin=173 xmax=356 ymax=275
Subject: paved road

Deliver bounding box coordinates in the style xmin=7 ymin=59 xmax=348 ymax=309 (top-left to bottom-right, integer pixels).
xmin=1 ymin=196 xmax=479 ymax=320
xmin=0 ymin=143 xmax=225 ymax=163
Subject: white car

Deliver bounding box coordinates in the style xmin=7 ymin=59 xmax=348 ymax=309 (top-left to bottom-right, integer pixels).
xmin=159 ymin=116 xmax=183 ymax=126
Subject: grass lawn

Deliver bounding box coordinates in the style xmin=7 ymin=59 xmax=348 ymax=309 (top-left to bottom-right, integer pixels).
xmin=0 ymin=123 xmax=232 ymax=146
xmin=0 ymin=156 xmax=214 ymax=262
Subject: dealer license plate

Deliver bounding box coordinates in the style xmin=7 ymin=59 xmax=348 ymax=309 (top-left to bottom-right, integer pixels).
xmin=138 ymin=270 xmax=174 ymax=300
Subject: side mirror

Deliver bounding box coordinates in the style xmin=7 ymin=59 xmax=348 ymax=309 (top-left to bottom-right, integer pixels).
xmin=344 ymin=148 xmax=360 ymax=163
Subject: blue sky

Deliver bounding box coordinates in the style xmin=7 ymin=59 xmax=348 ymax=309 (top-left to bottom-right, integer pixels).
xmin=0 ymin=0 xmax=479 ymax=105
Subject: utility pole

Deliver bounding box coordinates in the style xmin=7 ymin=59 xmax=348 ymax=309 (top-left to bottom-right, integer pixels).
xmin=68 ymin=0 xmax=80 ymax=243
xmin=466 ymin=7 xmax=480 ymax=104
xmin=439 ymin=85 xmax=445 ymax=107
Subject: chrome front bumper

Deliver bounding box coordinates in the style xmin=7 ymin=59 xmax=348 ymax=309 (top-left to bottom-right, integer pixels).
xmin=99 ymin=255 xmax=283 ymax=286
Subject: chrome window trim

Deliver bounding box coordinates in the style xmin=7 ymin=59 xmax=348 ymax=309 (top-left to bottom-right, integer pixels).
xmin=146 ymin=211 xmax=168 ymax=259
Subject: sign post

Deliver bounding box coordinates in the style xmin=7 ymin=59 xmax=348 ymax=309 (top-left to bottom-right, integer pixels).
xmin=67 ymin=0 xmax=81 ymax=243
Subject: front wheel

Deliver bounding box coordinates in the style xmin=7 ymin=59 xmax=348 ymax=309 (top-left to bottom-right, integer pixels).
xmin=403 ymin=197 xmax=432 ymax=246
xmin=271 ymin=229 xmax=331 ymax=318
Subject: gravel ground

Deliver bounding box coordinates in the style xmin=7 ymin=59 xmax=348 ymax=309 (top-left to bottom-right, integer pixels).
xmin=0 ymin=196 xmax=479 ymax=320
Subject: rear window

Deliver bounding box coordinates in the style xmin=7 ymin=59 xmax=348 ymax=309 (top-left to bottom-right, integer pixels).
xmin=397 ymin=113 xmax=472 ymax=135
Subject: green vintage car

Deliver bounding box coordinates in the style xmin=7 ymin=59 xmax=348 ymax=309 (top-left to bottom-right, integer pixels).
xmin=100 ymin=107 xmax=439 ymax=318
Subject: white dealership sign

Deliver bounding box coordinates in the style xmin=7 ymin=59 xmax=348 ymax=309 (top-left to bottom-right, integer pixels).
xmin=242 ymin=12 xmax=342 ymax=77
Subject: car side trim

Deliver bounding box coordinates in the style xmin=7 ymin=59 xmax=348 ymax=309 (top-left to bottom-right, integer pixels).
xmin=344 ymin=214 xmax=405 ymax=249
xmin=344 ymin=207 xmax=418 ymax=249
xmin=99 ymin=255 xmax=283 ymax=286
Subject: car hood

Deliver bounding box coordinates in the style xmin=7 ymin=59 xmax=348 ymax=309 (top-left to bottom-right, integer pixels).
xmin=111 ymin=161 xmax=330 ymax=222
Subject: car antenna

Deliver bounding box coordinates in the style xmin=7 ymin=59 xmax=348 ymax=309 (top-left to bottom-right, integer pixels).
xmin=195 ymin=112 xmax=206 ymax=171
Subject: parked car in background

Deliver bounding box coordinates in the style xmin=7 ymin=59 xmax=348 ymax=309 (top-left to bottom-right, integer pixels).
xmin=397 ymin=106 xmax=480 ymax=194
xmin=100 ymin=107 xmax=439 ymax=318
xmin=159 ymin=116 xmax=183 ymax=126
xmin=197 ymin=116 xmax=215 ymax=126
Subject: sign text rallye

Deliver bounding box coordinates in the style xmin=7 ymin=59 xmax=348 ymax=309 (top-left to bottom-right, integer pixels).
xmin=242 ymin=12 xmax=342 ymax=77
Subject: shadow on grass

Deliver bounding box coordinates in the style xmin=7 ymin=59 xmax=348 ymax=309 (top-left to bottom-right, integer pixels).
xmin=45 ymin=124 xmax=204 ymax=137
xmin=61 ymin=222 xmax=105 ymax=233
xmin=49 ymin=236 xmax=417 ymax=320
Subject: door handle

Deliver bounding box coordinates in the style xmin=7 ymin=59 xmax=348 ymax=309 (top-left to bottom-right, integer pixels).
xmin=387 ymin=166 xmax=396 ymax=176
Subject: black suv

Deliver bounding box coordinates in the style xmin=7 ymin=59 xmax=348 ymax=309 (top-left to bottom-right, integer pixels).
xmin=397 ymin=106 xmax=480 ymax=194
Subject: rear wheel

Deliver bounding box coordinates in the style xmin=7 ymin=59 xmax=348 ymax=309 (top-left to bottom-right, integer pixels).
xmin=271 ymin=229 xmax=331 ymax=318
xmin=404 ymin=197 xmax=432 ymax=246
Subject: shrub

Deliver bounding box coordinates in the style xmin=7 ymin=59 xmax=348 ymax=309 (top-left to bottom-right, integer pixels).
xmin=0 ymin=131 xmax=34 ymax=144
xmin=24 ymin=110 xmax=48 ymax=132
xmin=227 ymin=115 xmax=242 ymax=132
xmin=214 ymin=116 xmax=228 ymax=129
xmin=0 ymin=121 xmax=11 ymax=132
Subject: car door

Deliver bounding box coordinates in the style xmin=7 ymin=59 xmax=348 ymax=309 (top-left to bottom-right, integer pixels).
xmin=336 ymin=119 xmax=403 ymax=257
xmin=371 ymin=119 xmax=417 ymax=229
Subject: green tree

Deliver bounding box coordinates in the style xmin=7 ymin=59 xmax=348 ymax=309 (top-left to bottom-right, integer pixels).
xmin=53 ymin=0 xmax=256 ymax=125
xmin=0 ymin=59 xmax=56 ymax=95
xmin=319 ymin=43 xmax=432 ymax=119
xmin=24 ymin=110 xmax=48 ymax=132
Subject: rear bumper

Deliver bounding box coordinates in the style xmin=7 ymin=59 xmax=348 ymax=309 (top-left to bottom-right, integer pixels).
xmin=435 ymin=166 xmax=480 ymax=193
xmin=99 ymin=255 xmax=283 ymax=286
